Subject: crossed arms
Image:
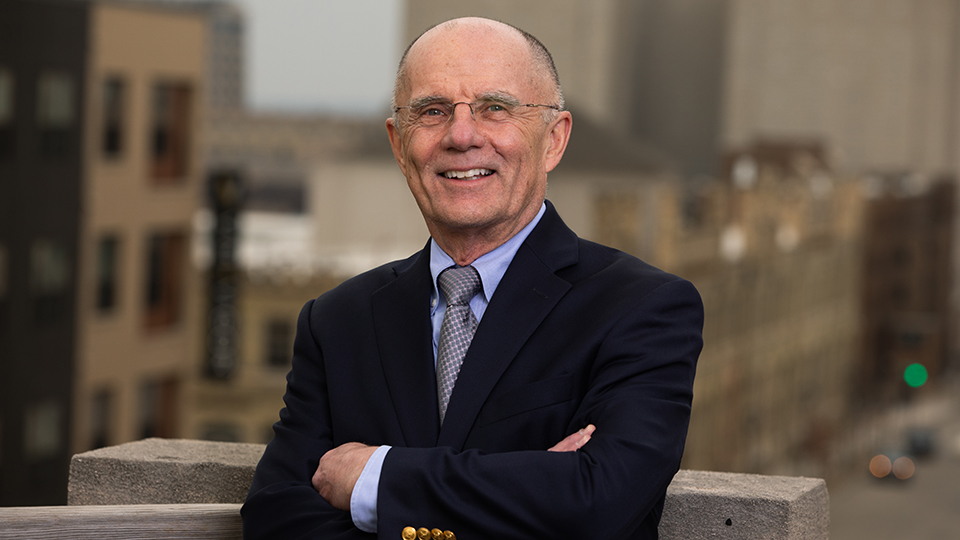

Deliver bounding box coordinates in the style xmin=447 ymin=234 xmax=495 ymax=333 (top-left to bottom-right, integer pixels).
xmin=312 ymin=425 xmax=597 ymax=510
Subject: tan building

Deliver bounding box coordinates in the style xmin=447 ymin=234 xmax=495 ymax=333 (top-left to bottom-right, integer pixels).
xmin=185 ymin=270 xmax=343 ymax=443
xmin=72 ymin=1 xmax=206 ymax=453
xmin=653 ymin=144 xmax=861 ymax=476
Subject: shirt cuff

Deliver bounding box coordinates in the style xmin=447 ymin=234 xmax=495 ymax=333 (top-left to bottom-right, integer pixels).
xmin=350 ymin=445 xmax=391 ymax=533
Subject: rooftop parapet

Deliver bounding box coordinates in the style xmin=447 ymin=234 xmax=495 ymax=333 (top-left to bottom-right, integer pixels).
xmin=0 ymin=438 xmax=829 ymax=539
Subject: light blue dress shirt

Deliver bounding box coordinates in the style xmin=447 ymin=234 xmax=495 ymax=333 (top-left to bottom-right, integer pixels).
xmin=349 ymin=203 xmax=547 ymax=533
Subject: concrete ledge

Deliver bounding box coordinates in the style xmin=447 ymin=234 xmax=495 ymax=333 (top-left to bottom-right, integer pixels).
xmin=660 ymin=470 xmax=829 ymax=539
xmin=68 ymin=438 xmax=264 ymax=505
xmin=0 ymin=504 xmax=241 ymax=539
xmin=67 ymin=439 xmax=829 ymax=539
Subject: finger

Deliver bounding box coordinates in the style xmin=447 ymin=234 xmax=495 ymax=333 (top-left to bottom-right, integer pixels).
xmin=547 ymin=431 xmax=579 ymax=452
xmin=548 ymin=424 xmax=596 ymax=452
xmin=573 ymin=424 xmax=596 ymax=448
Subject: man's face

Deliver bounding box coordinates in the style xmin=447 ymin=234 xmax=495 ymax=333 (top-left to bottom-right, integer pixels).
xmin=386 ymin=22 xmax=571 ymax=242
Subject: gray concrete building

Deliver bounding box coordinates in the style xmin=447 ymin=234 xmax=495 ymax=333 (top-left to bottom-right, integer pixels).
xmin=406 ymin=0 xmax=960 ymax=179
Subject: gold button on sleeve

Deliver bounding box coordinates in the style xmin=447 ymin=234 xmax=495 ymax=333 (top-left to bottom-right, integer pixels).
xmin=401 ymin=527 xmax=417 ymax=540
xmin=417 ymin=528 xmax=432 ymax=540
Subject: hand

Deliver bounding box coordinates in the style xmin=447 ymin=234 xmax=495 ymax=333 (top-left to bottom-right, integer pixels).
xmin=312 ymin=442 xmax=378 ymax=510
xmin=548 ymin=424 xmax=596 ymax=452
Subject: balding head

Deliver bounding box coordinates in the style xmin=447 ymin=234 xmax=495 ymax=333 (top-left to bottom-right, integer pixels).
xmin=392 ymin=18 xmax=564 ymax=115
xmin=383 ymin=16 xmax=573 ymax=263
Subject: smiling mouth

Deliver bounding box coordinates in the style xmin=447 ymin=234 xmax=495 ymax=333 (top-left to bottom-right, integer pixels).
xmin=442 ymin=168 xmax=494 ymax=180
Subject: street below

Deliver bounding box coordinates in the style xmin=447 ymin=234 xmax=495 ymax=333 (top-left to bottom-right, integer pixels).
xmin=829 ymin=384 xmax=960 ymax=539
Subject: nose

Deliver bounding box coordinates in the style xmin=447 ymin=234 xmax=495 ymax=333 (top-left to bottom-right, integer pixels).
xmin=442 ymin=102 xmax=484 ymax=151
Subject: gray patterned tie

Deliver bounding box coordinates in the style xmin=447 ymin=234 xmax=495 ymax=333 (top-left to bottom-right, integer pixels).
xmin=436 ymin=265 xmax=482 ymax=424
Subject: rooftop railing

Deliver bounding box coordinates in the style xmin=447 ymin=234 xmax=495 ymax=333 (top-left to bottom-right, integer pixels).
xmin=0 ymin=438 xmax=829 ymax=539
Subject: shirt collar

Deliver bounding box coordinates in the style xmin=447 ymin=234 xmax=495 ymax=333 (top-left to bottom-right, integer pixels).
xmin=430 ymin=202 xmax=546 ymax=304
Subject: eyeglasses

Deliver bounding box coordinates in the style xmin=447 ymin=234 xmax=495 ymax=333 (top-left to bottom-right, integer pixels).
xmin=394 ymin=99 xmax=562 ymax=128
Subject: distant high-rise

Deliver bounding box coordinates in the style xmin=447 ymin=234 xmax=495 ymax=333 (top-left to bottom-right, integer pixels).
xmin=406 ymin=0 xmax=960 ymax=178
xmin=189 ymin=1 xmax=245 ymax=112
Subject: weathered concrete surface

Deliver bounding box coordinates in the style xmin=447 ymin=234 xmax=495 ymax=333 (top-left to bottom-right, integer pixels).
xmin=68 ymin=438 xmax=264 ymax=505
xmin=0 ymin=504 xmax=242 ymax=540
xmin=68 ymin=439 xmax=829 ymax=539
xmin=659 ymin=469 xmax=829 ymax=539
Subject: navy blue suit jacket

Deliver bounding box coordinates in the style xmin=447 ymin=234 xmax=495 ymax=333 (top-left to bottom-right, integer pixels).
xmin=242 ymin=201 xmax=703 ymax=539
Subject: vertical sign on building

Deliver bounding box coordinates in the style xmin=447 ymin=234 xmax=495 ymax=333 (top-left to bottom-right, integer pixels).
xmin=206 ymin=170 xmax=243 ymax=379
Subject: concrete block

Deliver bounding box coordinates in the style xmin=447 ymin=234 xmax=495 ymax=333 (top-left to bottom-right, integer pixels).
xmin=67 ymin=439 xmax=829 ymax=539
xmin=659 ymin=469 xmax=829 ymax=539
xmin=68 ymin=438 xmax=265 ymax=505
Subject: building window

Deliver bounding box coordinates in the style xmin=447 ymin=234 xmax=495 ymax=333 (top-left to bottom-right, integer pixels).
xmin=96 ymin=235 xmax=119 ymax=313
xmin=102 ymin=77 xmax=125 ymax=158
xmin=151 ymin=82 xmax=191 ymax=181
xmin=144 ymin=231 xmax=185 ymax=329
xmin=24 ymin=400 xmax=63 ymax=461
xmin=90 ymin=389 xmax=112 ymax=449
xmin=37 ymin=71 xmax=74 ymax=159
xmin=0 ymin=242 xmax=7 ymax=300
xmin=264 ymin=318 xmax=293 ymax=367
xmin=0 ymin=68 xmax=12 ymax=122
xmin=0 ymin=68 xmax=13 ymax=159
xmin=30 ymin=239 xmax=71 ymax=324
xmin=140 ymin=377 xmax=178 ymax=439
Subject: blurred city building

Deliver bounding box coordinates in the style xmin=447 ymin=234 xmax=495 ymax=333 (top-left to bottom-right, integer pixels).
xmin=858 ymin=175 xmax=955 ymax=405
xmin=681 ymin=143 xmax=864 ymax=475
xmin=189 ymin=91 xmax=412 ymax=441
xmin=204 ymin=112 xmax=376 ymax=214
xmin=184 ymin=0 xmax=244 ymax=113
xmin=562 ymin=136 xmax=865 ymax=476
xmin=406 ymin=0 xmax=960 ymax=179
xmin=0 ymin=0 xmax=206 ymax=504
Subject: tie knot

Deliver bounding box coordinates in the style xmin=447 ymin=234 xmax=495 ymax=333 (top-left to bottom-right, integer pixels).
xmin=438 ymin=265 xmax=481 ymax=306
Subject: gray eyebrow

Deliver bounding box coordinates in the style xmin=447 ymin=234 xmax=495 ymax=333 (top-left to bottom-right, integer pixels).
xmin=406 ymin=95 xmax=448 ymax=109
xmin=475 ymin=92 xmax=522 ymax=106
xmin=405 ymin=91 xmax=523 ymax=109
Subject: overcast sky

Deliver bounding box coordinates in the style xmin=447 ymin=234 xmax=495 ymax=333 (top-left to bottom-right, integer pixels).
xmin=230 ymin=0 xmax=404 ymax=116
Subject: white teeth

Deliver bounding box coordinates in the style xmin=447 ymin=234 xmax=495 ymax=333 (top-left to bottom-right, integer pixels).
xmin=443 ymin=168 xmax=492 ymax=179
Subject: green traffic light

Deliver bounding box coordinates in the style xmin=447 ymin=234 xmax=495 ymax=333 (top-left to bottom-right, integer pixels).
xmin=904 ymin=363 xmax=928 ymax=388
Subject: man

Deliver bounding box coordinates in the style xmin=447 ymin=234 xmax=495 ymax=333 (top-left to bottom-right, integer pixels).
xmin=242 ymin=17 xmax=703 ymax=540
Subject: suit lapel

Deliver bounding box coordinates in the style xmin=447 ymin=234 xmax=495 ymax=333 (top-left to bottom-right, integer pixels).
xmin=437 ymin=202 xmax=579 ymax=449
xmin=372 ymin=246 xmax=440 ymax=447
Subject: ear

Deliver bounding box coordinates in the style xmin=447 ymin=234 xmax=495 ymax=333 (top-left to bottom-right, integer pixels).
xmin=543 ymin=111 xmax=572 ymax=173
xmin=386 ymin=117 xmax=408 ymax=176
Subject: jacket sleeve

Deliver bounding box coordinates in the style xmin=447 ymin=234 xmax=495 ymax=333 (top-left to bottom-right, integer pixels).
xmin=376 ymin=278 xmax=703 ymax=539
xmin=241 ymin=299 xmax=375 ymax=540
